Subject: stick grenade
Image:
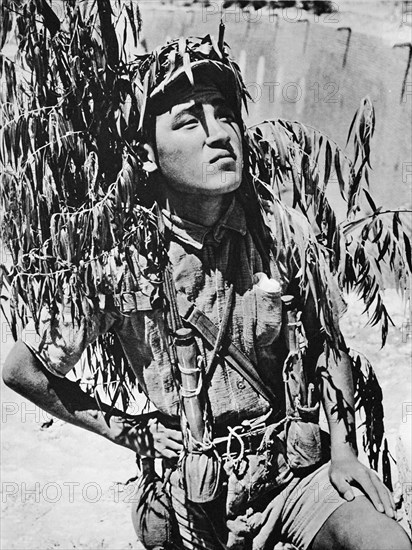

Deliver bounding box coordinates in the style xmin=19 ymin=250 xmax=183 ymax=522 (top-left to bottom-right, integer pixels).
xmin=175 ymin=328 xmax=205 ymax=444
xmin=281 ymin=295 xmax=307 ymax=408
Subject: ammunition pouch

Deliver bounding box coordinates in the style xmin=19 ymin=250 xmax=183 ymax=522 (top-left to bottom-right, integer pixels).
xmin=131 ymin=460 xmax=176 ymax=549
xmin=285 ymin=402 xmax=324 ymax=472
xmin=180 ymin=445 xmax=224 ymax=503
xmin=222 ymin=422 xmax=293 ymax=518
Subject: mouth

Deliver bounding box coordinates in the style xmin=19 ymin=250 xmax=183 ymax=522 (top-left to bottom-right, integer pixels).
xmin=209 ymin=152 xmax=236 ymax=164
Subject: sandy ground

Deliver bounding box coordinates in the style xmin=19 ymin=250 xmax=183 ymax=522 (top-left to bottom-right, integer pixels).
xmin=1 ymin=290 xmax=411 ymax=549
xmin=0 ymin=368 xmax=143 ymax=549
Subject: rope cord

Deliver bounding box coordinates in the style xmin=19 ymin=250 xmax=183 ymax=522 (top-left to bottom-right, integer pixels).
xmin=226 ymin=426 xmax=245 ymax=464
xmin=180 ymin=374 xmax=203 ymax=398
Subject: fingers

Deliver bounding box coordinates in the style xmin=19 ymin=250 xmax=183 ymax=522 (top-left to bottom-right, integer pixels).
xmin=369 ymin=472 xmax=396 ymax=518
xmin=356 ymin=471 xmax=385 ymax=513
xmin=329 ymin=469 xmax=355 ymax=502
xmin=154 ymin=447 xmax=179 ymax=459
xmin=330 ymin=463 xmax=396 ymax=519
xmin=148 ymin=420 xmax=183 ymax=445
xmin=352 ymin=469 xmax=395 ymax=519
xmin=153 ymin=431 xmax=183 ymax=453
xmin=147 ymin=418 xmax=183 ymax=459
xmin=165 ymin=427 xmax=184 ymax=443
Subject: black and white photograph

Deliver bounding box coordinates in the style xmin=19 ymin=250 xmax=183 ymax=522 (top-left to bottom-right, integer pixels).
xmin=0 ymin=1 xmax=411 ymax=548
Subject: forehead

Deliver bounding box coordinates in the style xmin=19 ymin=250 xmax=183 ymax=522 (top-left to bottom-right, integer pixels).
xmin=148 ymin=76 xmax=232 ymax=117
xmin=163 ymin=89 xmax=227 ymax=116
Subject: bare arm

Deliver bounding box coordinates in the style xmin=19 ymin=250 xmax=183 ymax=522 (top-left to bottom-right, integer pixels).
xmin=318 ymin=350 xmax=395 ymax=518
xmin=318 ymin=350 xmax=357 ymax=457
xmin=2 ymin=340 xmax=182 ymax=458
xmin=300 ymin=289 xmax=395 ymax=518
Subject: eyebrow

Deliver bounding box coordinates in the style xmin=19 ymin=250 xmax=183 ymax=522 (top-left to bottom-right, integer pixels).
xmin=171 ymin=98 xmax=229 ymax=125
xmin=171 ymin=104 xmax=201 ymax=124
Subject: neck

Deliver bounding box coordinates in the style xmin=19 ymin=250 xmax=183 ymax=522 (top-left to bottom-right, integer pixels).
xmin=157 ymin=185 xmax=233 ymax=227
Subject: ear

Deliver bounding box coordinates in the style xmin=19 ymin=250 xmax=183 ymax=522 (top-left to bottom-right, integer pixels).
xmin=140 ymin=143 xmax=158 ymax=173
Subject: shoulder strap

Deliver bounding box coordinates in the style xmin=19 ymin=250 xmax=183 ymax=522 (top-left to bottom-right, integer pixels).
xmin=177 ymin=294 xmax=278 ymax=405
xmin=159 ymin=215 xmax=277 ymax=406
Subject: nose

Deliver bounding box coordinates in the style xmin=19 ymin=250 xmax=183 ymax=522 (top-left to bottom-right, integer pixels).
xmin=203 ymin=110 xmax=231 ymax=148
xmin=205 ymin=126 xmax=230 ymax=147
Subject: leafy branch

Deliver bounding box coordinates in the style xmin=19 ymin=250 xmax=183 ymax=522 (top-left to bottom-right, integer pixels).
xmin=1 ymin=0 xmax=145 ymax=408
xmin=245 ymin=97 xmax=410 ymax=347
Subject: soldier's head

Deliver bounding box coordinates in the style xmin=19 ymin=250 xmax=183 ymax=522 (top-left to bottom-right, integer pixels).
xmin=134 ymin=35 xmax=248 ymax=200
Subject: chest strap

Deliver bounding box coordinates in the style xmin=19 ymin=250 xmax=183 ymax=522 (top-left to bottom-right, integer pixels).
xmin=176 ymin=293 xmax=278 ymax=406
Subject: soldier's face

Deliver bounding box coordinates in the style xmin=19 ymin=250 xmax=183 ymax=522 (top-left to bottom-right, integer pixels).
xmin=150 ymin=90 xmax=243 ymax=197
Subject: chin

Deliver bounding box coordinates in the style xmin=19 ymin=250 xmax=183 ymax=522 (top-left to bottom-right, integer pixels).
xmin=203 ymin=173 xmax=242 ymax=195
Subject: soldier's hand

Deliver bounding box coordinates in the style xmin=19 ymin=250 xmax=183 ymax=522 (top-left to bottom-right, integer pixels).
xmin=110 ymin=413 xmax=183 ymax=459
xmin=329 ymin=450 xmax=395 ymax=519
xmin=138 ymin=416 xmax=183 ymax=459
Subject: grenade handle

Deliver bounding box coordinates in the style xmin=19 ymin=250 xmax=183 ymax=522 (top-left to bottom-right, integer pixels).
xmin=175 ymin=328 xmax=205 ymax=444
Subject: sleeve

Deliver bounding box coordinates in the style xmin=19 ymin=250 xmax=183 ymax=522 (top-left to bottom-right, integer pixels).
xmin=27 ymin=295 xmax=118 ymax=378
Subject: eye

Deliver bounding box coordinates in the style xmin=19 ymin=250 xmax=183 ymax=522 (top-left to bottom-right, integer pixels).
xmin=184 ymin=118 xmax=199 ymax=127
xmin=216 ymin=106 xmax=236 ymax=123
xmin=174 ymin=116 xmax=199 ymax=130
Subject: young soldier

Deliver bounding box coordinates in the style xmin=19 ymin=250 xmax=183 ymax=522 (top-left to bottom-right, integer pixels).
xmin=3 ymin=36 xmax=411 ymax=550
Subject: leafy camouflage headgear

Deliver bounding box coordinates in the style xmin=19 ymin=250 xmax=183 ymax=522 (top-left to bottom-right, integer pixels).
xmin=131 ymin=33 xmax=250 ymax=134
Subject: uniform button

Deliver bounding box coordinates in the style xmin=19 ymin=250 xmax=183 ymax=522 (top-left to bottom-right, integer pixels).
xmin=237 ymin=380 xmax=245 ymax=390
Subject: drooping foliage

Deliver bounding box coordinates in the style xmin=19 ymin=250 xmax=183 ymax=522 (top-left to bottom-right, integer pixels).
xmin=246 ymin=106 xmax=411 ymax=347
xmin=0 ymin=0 xmax=410 ymax=475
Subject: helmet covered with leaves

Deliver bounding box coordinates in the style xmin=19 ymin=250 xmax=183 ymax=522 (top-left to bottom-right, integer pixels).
xmin=130 ymin=33 xmax=249 ymax=137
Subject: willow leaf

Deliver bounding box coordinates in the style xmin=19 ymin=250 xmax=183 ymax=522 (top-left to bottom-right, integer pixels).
xmin=324 ymin=140 xmax=332 ymax=186
xmin=403 ymin=232 xmax=412 ymax=272
xmin=377 ymin=232 xmax=390 ymax=262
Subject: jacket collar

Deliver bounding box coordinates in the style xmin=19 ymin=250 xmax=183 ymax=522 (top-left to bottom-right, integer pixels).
xmin=162 ymin=198 xmax=247 ymax=250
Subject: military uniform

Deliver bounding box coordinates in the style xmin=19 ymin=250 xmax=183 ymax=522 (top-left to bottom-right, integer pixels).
xmin=29 ymin=198 xmax=353 ymax=549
